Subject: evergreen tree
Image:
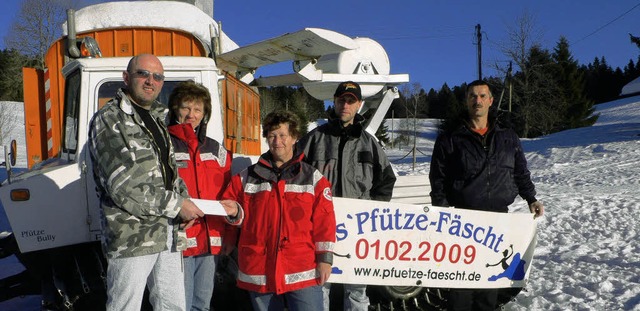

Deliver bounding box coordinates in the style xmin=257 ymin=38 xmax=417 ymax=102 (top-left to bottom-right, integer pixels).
xmin=375 ymin=120 xmax=391 ymax=145
xmin=299 ymin=87 xmax=326 ymax=121
xmin=552 ymin=37 xmax=598 ymax=129
xmin=425 ymin=88 xmax=440 ymax=118
xmin=388 ymin=95 xmax=408 ymax=119
xmin=416 ymin=88 xmax=429 ymax=117
xmin=511 ymin=45 xmax=562 ymax=137
xmin=585 ymin=57 xmax=621 ymax=103
xmin=437 ymin=83 xmax=463 ymax=133
xmin=624 ymin=59 xmax=637 ymax=79
xmin=290 ymin=90 xmax=310 ymax=136
xmin=259 ymin=86 xmax=325 ymax=135
xmin=0 ymin=49 xmax=27 ymax=101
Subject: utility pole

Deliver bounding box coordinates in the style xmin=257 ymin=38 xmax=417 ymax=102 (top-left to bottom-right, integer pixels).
xmin=476 ymin=24 xmax=482 ymax=80
xmin=507 ymin=61 xmax=513 ymax=112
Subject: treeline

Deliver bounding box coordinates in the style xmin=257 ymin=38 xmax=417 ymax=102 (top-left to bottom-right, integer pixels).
xmin=0 ymin=49 xmax=35 ymax=101
xmin=258 ymin=86 xmax=326 ymax=136
xmin=259 ymin=40 xmax=639 ymax=140
xmin=388 ymin=38 xmax=640 ymax=138
xmin=2 ymin=42 xmax=638 ymax=140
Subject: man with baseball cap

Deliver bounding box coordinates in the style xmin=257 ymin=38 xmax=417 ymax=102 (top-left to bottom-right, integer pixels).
xmin=298 ymin=81 xmax=397 ymax=311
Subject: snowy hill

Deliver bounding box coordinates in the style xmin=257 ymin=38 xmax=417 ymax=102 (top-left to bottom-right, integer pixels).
xmin=511 ymin=98 xmax=640 ymax=310
xmin=1 ymin=97 xmax=640 ymax=310
xmin=385 ymin=97 xmax=640 ymax=310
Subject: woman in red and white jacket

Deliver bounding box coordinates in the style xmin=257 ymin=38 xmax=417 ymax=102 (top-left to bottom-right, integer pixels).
xmin=220 ymin=111 xmax=336 ymax=311
xmin=167 ymin=81 xmax=235 ymax=311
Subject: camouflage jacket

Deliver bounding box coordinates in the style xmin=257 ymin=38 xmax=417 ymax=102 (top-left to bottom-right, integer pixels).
xmin=88 ymin=88 xmax=189 ymax=259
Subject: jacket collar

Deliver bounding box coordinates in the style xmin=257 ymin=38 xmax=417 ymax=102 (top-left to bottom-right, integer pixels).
xmin=168 ymin=123 xmax=197 ymax=144
xmin=327 ymin=113 xmax=365 ymax=138
xmin=254 ymin=150 xmax=304 ymax=182
xmin=168 ymin=121 xmax=209 ymax=145
xmin=116 ymin=88 xmax=167 ymax=121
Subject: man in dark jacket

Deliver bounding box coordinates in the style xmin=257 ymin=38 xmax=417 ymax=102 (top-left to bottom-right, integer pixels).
xmin=298 ymin=81 xmax=397 ymax=311
xmin=429 ymin=80 xmax=544 ymax=311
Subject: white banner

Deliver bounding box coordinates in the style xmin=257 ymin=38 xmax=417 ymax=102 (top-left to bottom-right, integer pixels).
xmin=329 ymin=198 xmax=537 ymax=289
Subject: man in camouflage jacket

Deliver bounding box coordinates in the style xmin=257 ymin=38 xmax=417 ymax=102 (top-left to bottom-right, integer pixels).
xmin=88 ymin=54 xmax=203 ymax=311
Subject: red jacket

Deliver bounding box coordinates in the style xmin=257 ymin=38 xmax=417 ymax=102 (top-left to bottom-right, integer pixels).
xmin=222 ymin=152 xmax=336 ymax=294
xmin=169 ymin=123 xmax=235 ymax=256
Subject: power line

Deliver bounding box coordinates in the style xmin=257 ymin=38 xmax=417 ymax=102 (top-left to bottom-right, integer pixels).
xmin=375 ymin=33 xmax=469 ymax=41
xmin=573 ymin=2 xmax=640 ymax=45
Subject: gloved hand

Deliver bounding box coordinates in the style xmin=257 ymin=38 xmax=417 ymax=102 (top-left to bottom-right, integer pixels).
xmin=529 ymin=201 xmax=544 ymax=218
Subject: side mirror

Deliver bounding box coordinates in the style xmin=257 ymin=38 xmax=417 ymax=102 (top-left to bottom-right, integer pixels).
xmin=10 ymin=139 xmax=16 ymax=167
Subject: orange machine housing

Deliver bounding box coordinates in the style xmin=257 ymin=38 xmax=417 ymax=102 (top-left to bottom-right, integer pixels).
xmin=22 ymin=27 xmax=261 ymax=168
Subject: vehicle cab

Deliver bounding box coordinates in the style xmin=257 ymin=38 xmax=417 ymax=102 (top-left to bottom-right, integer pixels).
xmin=0 ymin=56 xmax=224 ymax=254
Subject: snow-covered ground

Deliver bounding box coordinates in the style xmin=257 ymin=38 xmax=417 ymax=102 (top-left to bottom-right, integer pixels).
xmin=1 ymin=97 xmax=640 ymax=310
xmin=387 ymin=97 xmax=640 ymax=310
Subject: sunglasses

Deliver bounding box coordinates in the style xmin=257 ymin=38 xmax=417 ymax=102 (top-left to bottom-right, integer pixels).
xmin=131 ymin=70 xmax=165 ymax=82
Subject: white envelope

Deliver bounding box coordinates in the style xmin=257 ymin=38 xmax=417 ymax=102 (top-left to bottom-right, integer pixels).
xmin=191 ymin=199 xmax=227 ymax=216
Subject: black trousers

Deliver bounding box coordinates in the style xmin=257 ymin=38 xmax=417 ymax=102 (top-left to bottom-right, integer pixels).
xmin=447 ymin=288 xmax=498 ymax=311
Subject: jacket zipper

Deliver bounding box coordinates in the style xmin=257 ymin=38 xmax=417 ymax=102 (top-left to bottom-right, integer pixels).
xmin=274 ymin=177 xmax=285 ymax=293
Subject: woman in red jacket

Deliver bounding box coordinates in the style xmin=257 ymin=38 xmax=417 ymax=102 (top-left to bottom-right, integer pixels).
xmin=221 ymin=111 xmax=336 ymax=311
xmin=167 ymin=81 xmax=235 ymax=311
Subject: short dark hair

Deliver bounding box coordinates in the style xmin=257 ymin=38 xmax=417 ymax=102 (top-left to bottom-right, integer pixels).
xmin=466 ymin=80 xmax=493 ymax=97
xmin=262 ymin=111 xmax=301 ymax=139
xmin=168 ymin=80 xmax=212 ymax=123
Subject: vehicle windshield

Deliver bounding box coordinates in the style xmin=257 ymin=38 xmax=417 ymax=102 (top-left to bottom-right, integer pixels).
xmin=61 ymin=79 xmax=184 ymax=160
xmin=97 ymin=81 xmax=183 ymax=109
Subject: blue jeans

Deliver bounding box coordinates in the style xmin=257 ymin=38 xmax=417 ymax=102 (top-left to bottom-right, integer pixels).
xmin=322 ymin=283 xmax=369 ymax=311
xmin=249 ymin=285 xmax=323 ymax=311
xmin=184 ymin=254 xmax=218 ymax=311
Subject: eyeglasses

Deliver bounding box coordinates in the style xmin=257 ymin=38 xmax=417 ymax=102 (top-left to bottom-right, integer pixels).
xmin=131 ymin=70 xmax=165 ymax=82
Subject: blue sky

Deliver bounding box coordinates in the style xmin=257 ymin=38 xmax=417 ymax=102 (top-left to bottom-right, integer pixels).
xmin=2 ymin=0 xmax=639 ymax=91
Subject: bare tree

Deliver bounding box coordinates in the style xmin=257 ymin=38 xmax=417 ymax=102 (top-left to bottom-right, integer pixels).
xmin=497 ymin=11 xmax=563 ymax=137
xmin=499 ymin=10 xmax=543 ymax=75
xmin=4 ymin=0 xmax=81 ymax=69
xmin=399 ymin=82 xmax=425 ymax=170
xmin=0 ymin=102 xmax=19 ymax=146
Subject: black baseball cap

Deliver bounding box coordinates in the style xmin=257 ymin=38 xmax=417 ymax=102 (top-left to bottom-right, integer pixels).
xmin=334 ymin=81 xmax=362 ymax=101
